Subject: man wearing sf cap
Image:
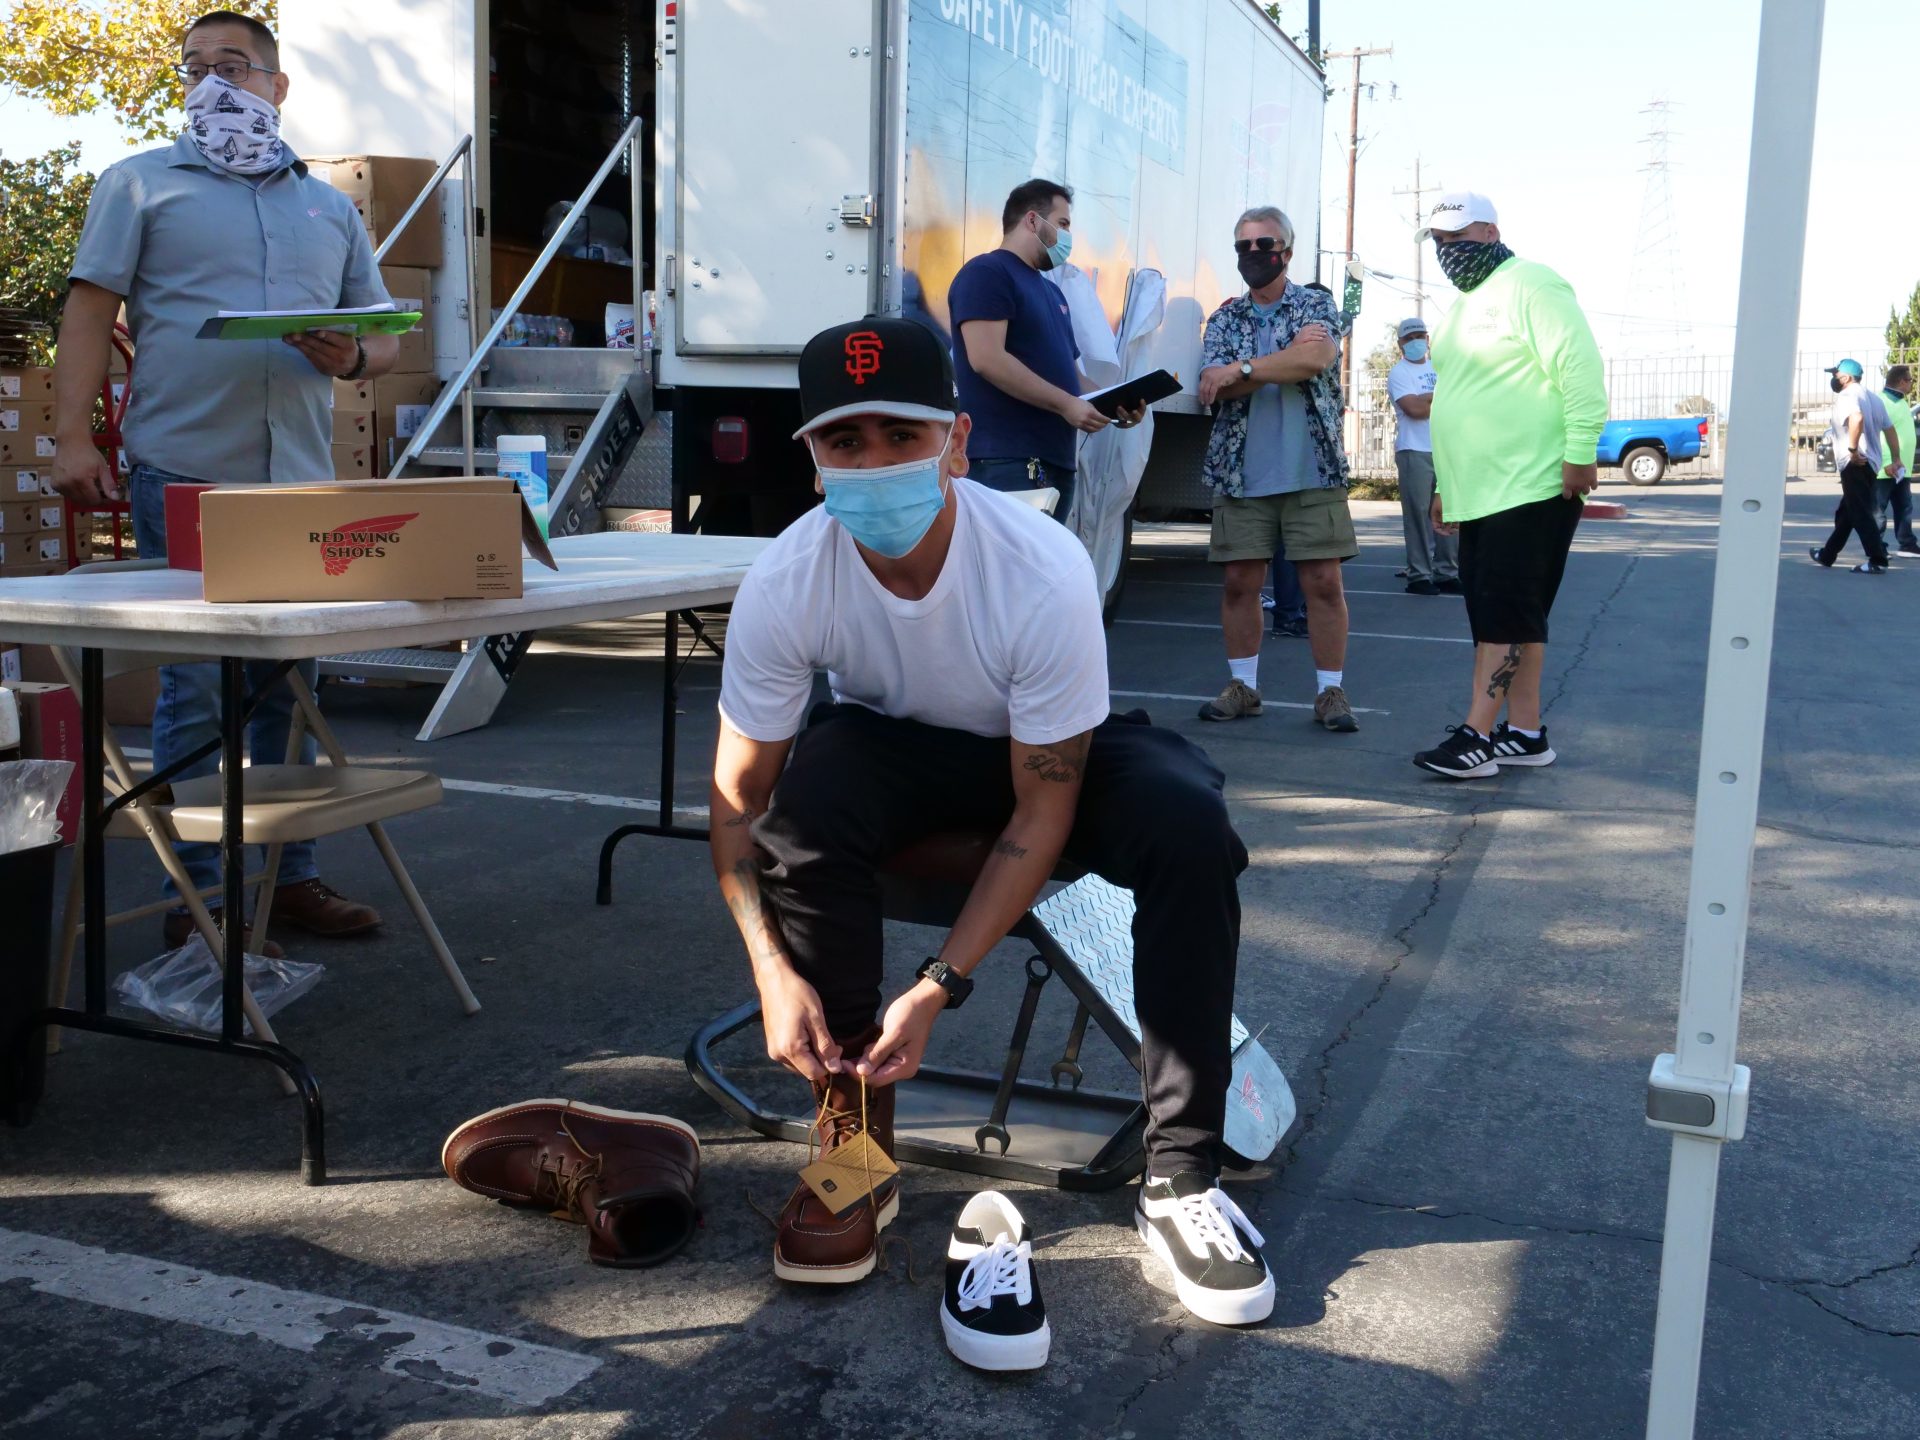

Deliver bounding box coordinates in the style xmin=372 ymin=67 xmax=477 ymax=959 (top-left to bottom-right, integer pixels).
xmin=1811 ymin=359 xmax=1902 ymax=574
xmin=709 ymin=318 xmax=1273 ymax=1325
xmin=1410 ymin=191 xmax=1608 ymax=780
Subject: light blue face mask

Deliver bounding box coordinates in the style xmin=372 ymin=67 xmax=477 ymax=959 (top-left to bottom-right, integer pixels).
xmin=813 ymin=430 xmax=952 ymax=558
xmin=1403 ymin=338 xmax=1429 ymax=362
xmin=1039 ymin=216 xmax=1073 ymax=271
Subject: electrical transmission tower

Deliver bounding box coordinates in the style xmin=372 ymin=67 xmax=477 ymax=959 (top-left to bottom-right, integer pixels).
xmin=1622 ymin=98 xmax=1693 ymax=357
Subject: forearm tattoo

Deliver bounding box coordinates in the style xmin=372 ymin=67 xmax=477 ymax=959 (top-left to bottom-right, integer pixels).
xmin=993 ymin=837 xmax=1029 ymax=860
xmin=725 ymin=856 xmax=782 ymax=966
xmin=1486 ymin=644 xmax=1523 ymax=700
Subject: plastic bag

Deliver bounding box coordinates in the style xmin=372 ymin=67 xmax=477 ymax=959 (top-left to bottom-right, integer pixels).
xmin=0 ymin=759 xmax=75 ymax=852
xmin=114 ymin=935 xmax=323 ymax=1036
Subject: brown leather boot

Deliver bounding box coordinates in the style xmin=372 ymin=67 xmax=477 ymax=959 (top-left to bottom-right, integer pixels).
xmin=773 ymin=1029 xmax=899 ymax=1285
xmin=442 ymin=1099 xmax=702 ymax=1268
xmin=271 ymin=879 xmax=382 ymax=936
xmin=161 ymin=908 xmax=285 ymax=960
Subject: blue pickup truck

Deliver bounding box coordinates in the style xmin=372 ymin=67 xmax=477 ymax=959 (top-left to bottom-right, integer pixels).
xmin=1596 ymin=417 xmax=1711 ymax=485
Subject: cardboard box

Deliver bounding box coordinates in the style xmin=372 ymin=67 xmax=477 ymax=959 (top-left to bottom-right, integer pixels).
xmin=333 ymin=444 xmax=375 ymax=480
xmin=334 ymin=377 xmax=376 ymax=409
xmin=197 ymin=477 xmax=554 ymax=602
xmin=0 ymin=644 xmax=20 ymax=682
xmin=15 ymin=645 xmax=158 ymax=727
xmin=306 ymin=155 xmax=442 ymax=268
xmin=0 ymin=533 xmax=63 ymax=570
xmin=379 ymin=264 xmax=435 ymax=374
xmin=373 ymin=373 xmax=441 ymax=472
xmin=3 ymin=680 xmax=81 ymax=845
xmin=0 ymin=366 xmax=54 ymax=401
xmin=4 ymin=467 xmax=50 ymax=499
xmin=0 ymin=402 xmax=58 ymax=466
xmin=332 ymin=409 xmax=374 ymax=445
xmin=0 ymin=502 xmax=38 ymax=533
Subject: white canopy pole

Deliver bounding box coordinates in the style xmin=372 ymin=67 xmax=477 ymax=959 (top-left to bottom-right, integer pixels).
xmin=1643 ymin=3 xmax=1826 ymax=1437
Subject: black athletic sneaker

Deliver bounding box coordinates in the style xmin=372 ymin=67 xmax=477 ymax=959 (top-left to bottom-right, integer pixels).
xmin=1434 ymin=577 xmax=1464 ymax=594
xmin=1135 ymin=1173 xmax=1274 ymax=1326
xmin=1273 ymin=616 xmax=1309 ymax=639
xmin=941 ymin=1191 xmax=1049 ymax=1371
xmin=1809 ymin=547 xmax=1834 ymax=568
xmin=1413 ymin=725 xmax=1499 ymax=779
xmin=1405 ymin=578 xmax=1439 ymax=596
xmin=1899 ymin=541 xmax=1920 ymax=556
xmin=1491 ymin=723 xmax=1556 ymax=767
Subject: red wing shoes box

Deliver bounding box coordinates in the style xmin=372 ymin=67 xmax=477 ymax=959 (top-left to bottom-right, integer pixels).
xmin=197 ymin=477 xmax=556 ymax=602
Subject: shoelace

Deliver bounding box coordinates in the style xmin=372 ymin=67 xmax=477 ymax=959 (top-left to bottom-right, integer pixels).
xmin=1170 ymin=1187 xmax=1265 ymax=1265
xmin=532 ymin=1110 xmax=604 ymax=1219
xmin=956 ymin=1238 xmax=1032 ymax=1311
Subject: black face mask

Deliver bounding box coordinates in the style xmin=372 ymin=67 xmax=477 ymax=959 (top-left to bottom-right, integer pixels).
xmin=1831 ymin=376 xmax=1846 ymax=394
xmin=1237 ymin=249 xmax=1287 ymax=290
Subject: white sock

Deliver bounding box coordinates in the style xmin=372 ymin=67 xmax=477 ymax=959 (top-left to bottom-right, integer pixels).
xmin=1315 ymin=669 xmax=1343 ymax=692
xmin=1228 ymin=656 xmax=1259 ymax=690
xmin=1508 ymin=724 xmax=1542 ymax=739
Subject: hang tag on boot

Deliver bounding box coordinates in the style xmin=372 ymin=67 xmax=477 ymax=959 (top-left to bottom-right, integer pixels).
xmin=798 ymin=1132 xmax=897 ymax=1215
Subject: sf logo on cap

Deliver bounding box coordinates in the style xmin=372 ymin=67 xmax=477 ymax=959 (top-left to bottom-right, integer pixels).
xmin=844 ymin=330 xmax=884 ymax=385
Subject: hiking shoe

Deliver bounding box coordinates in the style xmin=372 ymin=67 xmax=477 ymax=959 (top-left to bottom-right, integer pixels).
xmin=1434 ymin=577 xmax=1464 ymax=594
xmin=272 ymin=878 xmax=382 ymax=936
xmin=1809 ymin=547 xmax=1833 ymax=568
xmin=1314 ymin=686 xmax=1359 ymax=733
xmin=942 ymin=1191 xmax=1049 ymax=1371
xmin=1272 ymin=617 xmax=1309 ymax=639
xmin=1405 ymin=578 xmax=1439 ymax=596
xmin=773 ymin=1034 xmax=899 ymax=1285
xmin=1491 ymin=723 xmax=1556 ymax=767
xmin=1199 ymin=679 xmax=1263 ymax=721
xmin=1414 ymin=725 xmax=1499 ymax=779
xmin=1852 ymin=561 xmax=1889 ymax=574
xmin=1136 ymin=1173 xmax=1274 ymax=1326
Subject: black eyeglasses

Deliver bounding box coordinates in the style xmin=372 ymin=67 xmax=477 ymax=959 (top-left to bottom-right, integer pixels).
xmin=1234 ymin=237 xmax=1289 ymax=254
xmin=172 ymin=60 xmax=278 ymax=85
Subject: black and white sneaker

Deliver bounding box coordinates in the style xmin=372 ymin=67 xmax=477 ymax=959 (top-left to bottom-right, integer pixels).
xmin=1413 ymin=725 xmax=1498 ymax=780
xmin=1852 ymin=560 xmax=1889 ymax=574
xmin=1490 ymin=723 xmax=1556 ymax=767
xmin=1135 ymin=1173 xmax=1274 ymax=1326
xmin=941 ymin=1191 xmax=1049 ymax=1371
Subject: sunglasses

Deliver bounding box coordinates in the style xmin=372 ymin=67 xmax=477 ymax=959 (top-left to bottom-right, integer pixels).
xmin=1233 ymin=237 xmax=1289 ymax=254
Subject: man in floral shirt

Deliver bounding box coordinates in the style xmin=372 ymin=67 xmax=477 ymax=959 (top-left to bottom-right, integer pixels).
xmin=1195 ymin=207 xmax=1360 ymax=732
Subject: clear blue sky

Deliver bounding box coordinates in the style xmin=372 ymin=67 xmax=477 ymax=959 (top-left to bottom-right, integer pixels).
xmin=2 ymin=1 xmax=1904 ymax=367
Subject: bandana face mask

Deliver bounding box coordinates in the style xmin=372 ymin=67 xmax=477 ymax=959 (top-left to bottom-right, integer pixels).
xmin=184 ymin=74 xmax=286 ymax=176
xmin=1433 ymin=238 xmax=1514 ymax=292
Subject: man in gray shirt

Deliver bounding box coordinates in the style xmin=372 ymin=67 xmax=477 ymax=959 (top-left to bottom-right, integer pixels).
xmin=52 ymin=9 xmax=401 ymax=945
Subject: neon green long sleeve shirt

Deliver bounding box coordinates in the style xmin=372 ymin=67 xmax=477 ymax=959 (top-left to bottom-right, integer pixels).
xmin=1430 ymin=257 xmax=1608 ymax=523
xmin=1879 ymin=392 xmax=1913 ymax=480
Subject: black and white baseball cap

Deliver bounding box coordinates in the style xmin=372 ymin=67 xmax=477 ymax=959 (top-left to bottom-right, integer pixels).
xmin=1416 ymin=190 xmax=1498 ymax=241
xmin=792 ymin=317 xmax=959 ymax=439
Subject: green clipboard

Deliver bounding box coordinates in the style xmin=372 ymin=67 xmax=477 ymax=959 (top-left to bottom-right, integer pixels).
xmin=196 ymin=310 xmax=423 ymax=341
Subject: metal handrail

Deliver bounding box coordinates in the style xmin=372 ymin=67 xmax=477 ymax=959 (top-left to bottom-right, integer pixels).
xmin=389 ymin=116 xmax=646 ymax=480
xmin=374 ymin=134 xmax=481 ymax=473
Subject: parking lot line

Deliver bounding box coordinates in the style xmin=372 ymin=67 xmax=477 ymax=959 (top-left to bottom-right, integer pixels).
xmin=1116 ymin=619 xmax=1472 ymax=645
xmin=0 ymin=1227 xmax=601 ymax=1407
xmin=1111 ymin=689 xmax=1391 ymax=715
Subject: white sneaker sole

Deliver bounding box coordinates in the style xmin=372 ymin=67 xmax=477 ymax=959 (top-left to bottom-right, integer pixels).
xmin=771 ymin=1187 xmax=900 ymax=1285
xmin=941 ymin=1305 xmax=1051 ymax=1370
xmin=440 ymin=1099 xmax=700 ymax=1179
xmin=1493 ymin=748 xmax=1556 ymax=767
xmin=1135 ymin=1210 xmax=1275 ymax=1326
xmin=1415 ymin=756 xmax=1499 ymax=780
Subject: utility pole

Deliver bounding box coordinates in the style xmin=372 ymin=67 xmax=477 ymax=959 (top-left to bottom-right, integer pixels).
xmin=1324 ymin=44 xmax=1392 ymax=403
xmin=1393 ymin=157 xmax=1439 ymax=319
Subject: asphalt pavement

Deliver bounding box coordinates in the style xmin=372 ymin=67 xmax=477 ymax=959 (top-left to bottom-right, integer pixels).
xmin=1 ymin=476 xmax=1915 ymax=1440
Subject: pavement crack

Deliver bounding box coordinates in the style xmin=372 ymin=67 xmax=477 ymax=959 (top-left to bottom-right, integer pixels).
xmin=1542 ymin=553 xmax=1640 ymax=717
xmin=1108 ymin=1321 xmax=1193 ymax=1432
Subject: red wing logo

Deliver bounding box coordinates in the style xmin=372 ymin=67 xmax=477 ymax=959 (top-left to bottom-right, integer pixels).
xmin=316 ymin=512 xmax=419 ymax=576
xmin=844 ymin=329 xmax=884 ymax=385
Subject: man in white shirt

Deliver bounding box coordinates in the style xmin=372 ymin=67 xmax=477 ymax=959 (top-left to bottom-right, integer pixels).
xmin=710 ymin=319 xmax=1272 ymax=1326
xmin=1812 ymin=358 xmax=1903 ymax=574
xmin=1387 ymin=317 xmax=1457 ymax=595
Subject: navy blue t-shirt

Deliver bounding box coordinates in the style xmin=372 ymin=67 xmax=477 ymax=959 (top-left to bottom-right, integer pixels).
xmin=949 ymin=249 xmax=1081 ymax=470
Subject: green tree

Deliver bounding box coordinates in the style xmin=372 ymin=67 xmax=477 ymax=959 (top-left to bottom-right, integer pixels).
xmin=1886 ymin=280 xmax=1920 ymax=367
xmin=1363 ymin=321 xmax=1401 ymax=394
xmin=1 ymin=0 xmax=276 ymax=141
xmin=0 ymin=144 xmax=96 ymax=364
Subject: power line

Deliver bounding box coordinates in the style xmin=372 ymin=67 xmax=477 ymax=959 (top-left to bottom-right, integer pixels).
xmin=1325 ymin=44 xmax=1393 ymax=404
xmin=1392 ymin=156 xmax=1438 ymax=320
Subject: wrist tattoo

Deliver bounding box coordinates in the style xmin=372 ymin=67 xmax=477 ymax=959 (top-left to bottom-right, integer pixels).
xmin=992 ymin=837 xmax=1028 ymax=860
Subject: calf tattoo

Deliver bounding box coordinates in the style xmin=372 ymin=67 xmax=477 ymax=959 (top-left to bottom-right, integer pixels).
xmin=1486 ymin=644 xmax=1523 ymax=700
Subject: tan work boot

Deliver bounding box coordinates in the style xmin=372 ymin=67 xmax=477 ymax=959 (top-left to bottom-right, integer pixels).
xmin=271 ymin=878 xmax=383 ymax=936
xmin=1314 ymin=685 xmax=1359 ymax=733
xmin=1198 ymin=679 xmax=1263 ymax=722
xmin=773 ymin=1028 xmax=899 ymax=1285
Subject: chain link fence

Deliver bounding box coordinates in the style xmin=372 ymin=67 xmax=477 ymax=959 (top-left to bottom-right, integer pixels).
xmin=1344 ymin=346 xmax=1909 ymax=485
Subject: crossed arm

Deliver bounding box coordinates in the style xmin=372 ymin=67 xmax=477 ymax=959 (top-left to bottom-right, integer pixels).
xmin=1198 ymin=323 xmax=1337 ymax=405
xmin=710 ymin=722 xmax=1091 ymax=1086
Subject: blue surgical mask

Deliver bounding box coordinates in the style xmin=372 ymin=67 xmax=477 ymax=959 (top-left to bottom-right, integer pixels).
xmin=1403 ymin=338 xmax=1429 ymax=362
xmin=813 ymin=431 xmax=952 ymax=558
xmin=1039 ymin=217 xmax=1073 ymax=272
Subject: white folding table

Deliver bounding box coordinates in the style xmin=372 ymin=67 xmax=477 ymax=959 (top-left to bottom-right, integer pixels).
xmin=0 ymin=532 xmax=766 ymax=1183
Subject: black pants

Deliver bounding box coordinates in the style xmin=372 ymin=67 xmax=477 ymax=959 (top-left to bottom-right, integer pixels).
xmin=753 ymin=705 xmax=1249 ymax=1178
xmin=1819 ymin=461 xmax=1889 ymax=566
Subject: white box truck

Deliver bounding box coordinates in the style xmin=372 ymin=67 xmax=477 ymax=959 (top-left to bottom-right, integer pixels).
xmin=279 ymin=0 xmax=1324 ymax=620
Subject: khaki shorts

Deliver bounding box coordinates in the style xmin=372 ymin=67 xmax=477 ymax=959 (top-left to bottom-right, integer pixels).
xmin=1208 ymin=487 xmax=1359 ymax=564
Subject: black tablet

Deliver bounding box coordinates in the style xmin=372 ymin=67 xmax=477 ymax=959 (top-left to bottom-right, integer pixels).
xmin=1085 ymin=369 xmax=1181 ymax=418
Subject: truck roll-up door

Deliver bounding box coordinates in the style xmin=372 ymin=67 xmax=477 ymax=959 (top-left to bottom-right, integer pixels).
xmin=673 ymin=0 xmax=886 ymax=356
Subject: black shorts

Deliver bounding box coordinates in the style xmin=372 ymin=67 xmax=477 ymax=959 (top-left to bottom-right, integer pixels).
xmin=1457 ymin=494 xmax=1583 ymax=645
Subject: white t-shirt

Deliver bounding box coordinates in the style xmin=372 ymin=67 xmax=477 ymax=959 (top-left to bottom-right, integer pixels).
xmin=1387 ymin=358 xmax=1437 ymax=453
xmin=718 ymin=478 xmax=1111 ymax=747
xmin=1829 ymin=382 xmax=1892 ymax=472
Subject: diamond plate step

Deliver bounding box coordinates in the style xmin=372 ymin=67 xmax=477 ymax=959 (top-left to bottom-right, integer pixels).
xmin=318 ymin=647 xmax=463 ymax=683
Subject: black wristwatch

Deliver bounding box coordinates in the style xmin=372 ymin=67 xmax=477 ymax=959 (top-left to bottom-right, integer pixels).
xmin=338 ymin=337 xmax=369 ymax=381
xmin=915 ymin=957 xmax=974 ymax=1009
xmin=1239 ymin=360 xmax=1254 ymax=379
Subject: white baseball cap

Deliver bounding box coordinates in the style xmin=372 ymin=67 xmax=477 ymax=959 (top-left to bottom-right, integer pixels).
xmin=1416 ymin=190 xmax=1499 ymax=241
